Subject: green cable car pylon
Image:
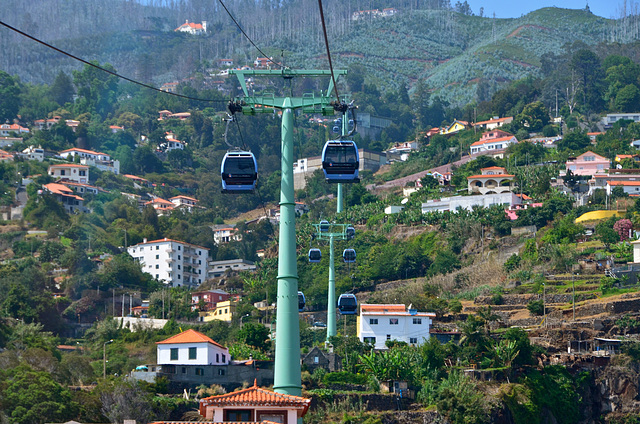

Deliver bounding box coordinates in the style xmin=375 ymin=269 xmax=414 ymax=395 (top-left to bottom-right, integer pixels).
xmin=229 ymin=68 xmax=346 ymax=397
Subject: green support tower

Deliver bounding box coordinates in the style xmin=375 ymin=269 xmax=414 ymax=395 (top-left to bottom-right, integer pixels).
xmin=229 ymin=68 xmax=346 ymax=397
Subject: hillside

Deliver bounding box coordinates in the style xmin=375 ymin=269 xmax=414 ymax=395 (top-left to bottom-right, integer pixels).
xmin=0 ymin=2 xmax=631 ymax=106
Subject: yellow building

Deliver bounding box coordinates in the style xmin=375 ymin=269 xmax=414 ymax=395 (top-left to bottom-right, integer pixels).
xmin=199 ymin=300 xmax=237 ymax=322
xmin=439 ymin=120 xmax=469 ymax=136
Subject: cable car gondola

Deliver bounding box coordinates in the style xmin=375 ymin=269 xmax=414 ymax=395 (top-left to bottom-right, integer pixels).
xmin=322 ymin=140 xmax=359 ymax=183
xmin=346 ymin=226 xmax=355 ymax=240
xmin=308 ymin=248 xmax=322 ymax=263
xmin=221 ymin=151 xmax=257 ymax=193
xmin=298 ymin=291 xmax=306 ymax=312
xmin=343 ymin=248 xmax=356 ymax=263
xmin=319 ymin=220 xmax=330 ymax=232
xmin=338 ymin=293 xmax=357 ymax=315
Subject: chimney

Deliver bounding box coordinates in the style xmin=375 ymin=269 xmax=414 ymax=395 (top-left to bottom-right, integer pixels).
xmin=202 ymin=20 xmax=207 ymax=32
xmin=143 ymin=238 xmax=147 ymax=243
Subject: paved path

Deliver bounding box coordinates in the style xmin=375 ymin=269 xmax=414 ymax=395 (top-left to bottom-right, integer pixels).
xmin=368 ymin=154 xmax=474 ymax=191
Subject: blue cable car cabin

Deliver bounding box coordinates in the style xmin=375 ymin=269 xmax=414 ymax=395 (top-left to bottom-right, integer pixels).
xmin=298 ymin=291 xmax=306 ymax=312
xmin=221 ymin=151 xmax=257 ymax=193
xmin=343 ymin=248 xmax=356 ymax=263
xmin=322 ymin=140 xmax=359 ymax=183
xmin=346 ymin=226 xmax=355 ymax=240
xmin=338 ymin=293 xmax=357 ymax=315
xmin=308 ymin=248 xmax=322 ymax=263
xmin=319 ymin=220 xmax=330 ymax=232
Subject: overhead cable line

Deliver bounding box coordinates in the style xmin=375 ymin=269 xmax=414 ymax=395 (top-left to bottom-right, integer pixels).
xmin=217 ymin=0 xmax=284 ymax=70
xmin=317 ymin=0 xmax=340 ymax=101
xmin=0 ymin=20 xmax=226 ymax=103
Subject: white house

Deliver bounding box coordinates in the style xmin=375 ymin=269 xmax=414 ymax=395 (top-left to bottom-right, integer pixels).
xmin=20 ymin=146 xmax=45 ymax=162
xmin=48 ymin=164 xmax=90 ymax=184
xmin=470 ymin=132 xmax=518 ymax=155
xmin=0 ymin=124 xmax=29 ymax=136
xmin=170 ymin=195 xmax=199 ymax=212
xmin=422 ymin=192 xmax=522 ymax=214
xmin=357 ymin=304 xmax=435 ymax=350
xmin=472 ymin=116 xmax=513 ymax=131
xmin=42 ymin=182 xmax=87 ymax=214
xmin=467 ymin=166 xmax=515 ymax=195
xmin=156 ymin=329 xmax=229 ymax=366
xmin=127 ymin=238 xmax=209 ymax=287
xmin=175 ymin=20 xmax=207 ymax=35
xmin=208 ymin=259 xmax=256 ymax=278
xmin=59 ymin=147 xmax=120 ymax=174
xmin=212 ymin=227 xmax=241 ymax=245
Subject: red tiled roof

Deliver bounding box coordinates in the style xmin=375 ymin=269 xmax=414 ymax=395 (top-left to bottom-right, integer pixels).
xmin=123 ymin=174 xmax=149 ymax=182
xmin=199 ymin=380 xmax=310 ymax=417
xmin=473 ymin=116 xmax=512 ymax=126
xmin=481 ymin=166 xmax=507 ymax=171
xmin=157 ymin=329 xmax=226 ymax=349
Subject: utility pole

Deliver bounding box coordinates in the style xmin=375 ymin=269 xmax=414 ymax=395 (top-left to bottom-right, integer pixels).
xmin=229 ymin=68 xmax=346 ymax=397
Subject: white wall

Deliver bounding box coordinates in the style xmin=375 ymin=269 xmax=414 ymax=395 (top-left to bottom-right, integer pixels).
xmin=359 ymin=314 xmax=432 ymax=349
xmin=157 ymin=342 xmax=229 ymax=365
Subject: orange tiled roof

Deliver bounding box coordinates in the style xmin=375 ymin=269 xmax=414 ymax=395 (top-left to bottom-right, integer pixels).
xmin=467 ymin=173 xmax=515 ymax=179
xmin=157 ymin=329 xmax=226 ymax=349
xmin=170 ymin=195 xmax=198 ymax=202
xmin=146 ymin=197 xmax=174 ymax=206
xmin=49 ymin=163 xmax=89 ymax=169
xmin=199 ymin=380 xmax=310 ymax=417
xmin=471 ymin=136 xmax=515 ymax=147
xmin=473 ymin=116 xmax=512 ymax=126
xmin=44 ymin=183 xmax=84 ymax=200
xmin=481 ymin=166 xmax=507 ymax=171
xmin=360 ymin=304 xmax=406 ymax=313
xmin=59 ymin=147 xmax=108 ymax=156
xmin=608 ymin=180 xmax=640 ymax=186
xmin=123 ymin=174 xmax=149 ymax=182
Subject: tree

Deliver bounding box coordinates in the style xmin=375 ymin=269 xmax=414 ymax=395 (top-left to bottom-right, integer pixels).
xmin=0 ymin=70 xmax=21 ymax=123
xmin=516 ymin=101 xmax=549 ymax=132
xmin=1 ymin=365 xmax=78 ymax=424
xmin=613 ymin=218 xmax=633 ymax=241
xmin=596 ymin=220 xmax=620 ymax=248
xmin=50 ymin=71 xmax=74 ymax=106
xmin=237 ymin=322 xmax=270 ymax=352
xmin=73 ymin=62 xmax=119 ymax=118
xmin=615 ymin=84 xmax=640 ymax=112
xmin=570 ymin=49 xmax=604 ymax=111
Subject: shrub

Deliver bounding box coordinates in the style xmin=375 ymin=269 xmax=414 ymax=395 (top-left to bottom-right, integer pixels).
xmin=527 ymin=300 xmax=544 ymax=316
xmin=322 ymin=371 xmax=368 ymax=386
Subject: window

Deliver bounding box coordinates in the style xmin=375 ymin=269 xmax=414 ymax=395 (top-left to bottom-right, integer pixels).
xmin=216 ymin=353 xmax=220 ymax=362
xmin=389 ymin=318 xmax=398 ymax=325
xmin=221 ymin=354 xmax=226 ymax=363
xmin=170 ymin=348 xmax=178 ymax=360
xmin=369 ymin=318 xmax=378 ymax=325
xmin=79 ymin=170 xmax=86 ymax=176
xmin=226 ymin=410 xmax=250 ymax=422
xmin=178 ymin=265 xmax=181 ymax=270
xmin=156 ymin=255 xmax=159 ymax=259
xmin=195 ymin=367 xmax=204 ymax=376
xmin=218 ymin=368 xmax=225 ymax=376
xmin=413 ymin=318 xmax=422 ymax=324
xmin=314 ymin=356 xmax=319 ymax=364
xmin=410 ymin=337 xmax=418 ymax=344
xmin=60 ymin=170 xmax=66 ymax=176
xmin=155 ymin=264 xmax=159 ymax=269
xmin=156 ymin=245 xmax=159 ymax=250
xmin=178 ymin=255 xmax=181 ymax=260
xmin=363 ymin=337 xmax=376 ymax=344
xmin=156 ymin=274 xmax=159 ymax=278
xmin=189 ymin=347 xmax=197 ymax=360
xmin=178 ymin=274 xmax=181 ymax=279
xmin=181 ymin=367 xmax=186 ymax=374
xmin=386 ymin=334 xmax=391 ymax=340
xmin=178 ymin=246 xmax=181 ymax=250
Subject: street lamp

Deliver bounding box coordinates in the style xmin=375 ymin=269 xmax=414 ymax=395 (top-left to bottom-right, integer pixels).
xmin=241 ymin=314 xmax=250 ymax=328
xmin=103 ymin=339 xmax=113 ymax=378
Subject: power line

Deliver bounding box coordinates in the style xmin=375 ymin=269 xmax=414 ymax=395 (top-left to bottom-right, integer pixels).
xmin=317 ymin=0 xmax=340 ymax=101
xmin=217 ymin=0 xmax=284 ymax=70
xmin=0 ymin=20 xmax=226 ymax=103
